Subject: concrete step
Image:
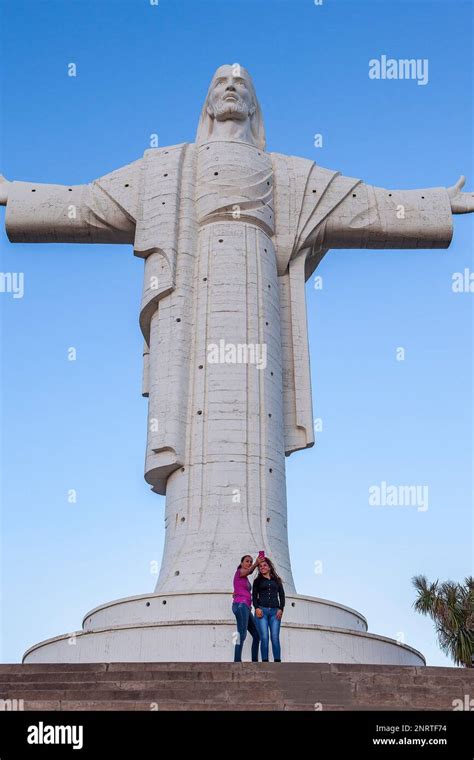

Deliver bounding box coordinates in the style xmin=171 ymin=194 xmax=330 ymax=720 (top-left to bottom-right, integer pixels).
xmin=0 ymin=681 xmax=281 ymax=694
xmin=2 ymin=665 xmax=467 ymax=681
xmin=3 ymin=662 xmax=361 ymax=673
xmin=0 ymin=662 xmax=471 ymax=711
xmin=17 ymin=700 xmax=288 ymax=711
xmin=0 ymin=670 xmax=278 ymax=683
xmin=0 ymin=685 xmax=284 ymax=698
xmin=10 ymin=699 xmax=442 ymax=712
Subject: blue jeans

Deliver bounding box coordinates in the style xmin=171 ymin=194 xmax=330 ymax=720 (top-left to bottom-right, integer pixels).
xmin=255 ymin=607 xmax=281 ymax=661
xmin=232 ymin=602 xmax=260 ymax=662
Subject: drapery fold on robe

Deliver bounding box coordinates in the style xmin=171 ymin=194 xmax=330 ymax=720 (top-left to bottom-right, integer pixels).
xmin=271 ymin=156 xmax=362 ymax=453
xmin=5 ymin=145 xmax=453 ymax=492
xmin=135 ymin=145 xmax=198 ymax=493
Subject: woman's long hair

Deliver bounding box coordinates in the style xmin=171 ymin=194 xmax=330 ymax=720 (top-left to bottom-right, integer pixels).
xmin=257 ymin=557 xmax=282 ymax=584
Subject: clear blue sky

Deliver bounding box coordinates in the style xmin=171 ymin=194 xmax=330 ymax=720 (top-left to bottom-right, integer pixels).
xmin=1 ymin=0 xmax=472 ymax=667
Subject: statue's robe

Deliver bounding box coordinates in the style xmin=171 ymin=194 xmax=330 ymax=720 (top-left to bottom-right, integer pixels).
xmin=6 ymin=144 xmax=452 ymax=593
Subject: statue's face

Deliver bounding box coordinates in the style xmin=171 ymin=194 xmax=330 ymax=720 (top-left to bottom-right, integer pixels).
xmin=207 ymin=71 xmax=255 ymax=123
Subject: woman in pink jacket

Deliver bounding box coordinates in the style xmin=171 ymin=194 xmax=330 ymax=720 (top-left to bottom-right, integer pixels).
xmin=231 ymin=555 xmax=262 ymax=662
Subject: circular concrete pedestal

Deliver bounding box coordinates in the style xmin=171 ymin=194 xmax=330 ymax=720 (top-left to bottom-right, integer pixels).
xmin=22 ymin=592 xmax=425 ymax=666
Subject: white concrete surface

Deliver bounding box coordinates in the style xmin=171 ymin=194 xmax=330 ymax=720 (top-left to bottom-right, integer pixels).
xmin=23 ymin=593 xmax=424 ymax=666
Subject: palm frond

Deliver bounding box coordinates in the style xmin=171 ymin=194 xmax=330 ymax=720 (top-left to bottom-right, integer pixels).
xmin=412 ymin=574 xmax=473 ymax=667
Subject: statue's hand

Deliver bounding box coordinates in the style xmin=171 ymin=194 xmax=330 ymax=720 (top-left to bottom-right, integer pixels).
xmin=0 ymin=175 xmax=11 ymax=206
xmin=448 ymin=175 xmax=474 ymax=214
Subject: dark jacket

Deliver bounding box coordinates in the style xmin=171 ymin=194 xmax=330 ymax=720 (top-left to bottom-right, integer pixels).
xmin=252 ymin=574 xmax=285 ymax=611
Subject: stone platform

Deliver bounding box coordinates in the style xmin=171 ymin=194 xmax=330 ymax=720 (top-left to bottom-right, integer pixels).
xmin=1 ymin=662 xmax=471 ymax=711
xmin=22 ymin=592 xmax=424 ymax=666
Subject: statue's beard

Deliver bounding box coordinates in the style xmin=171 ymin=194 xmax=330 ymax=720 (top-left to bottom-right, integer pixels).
xmin=212 ymin=98 xmax=250 ymax=122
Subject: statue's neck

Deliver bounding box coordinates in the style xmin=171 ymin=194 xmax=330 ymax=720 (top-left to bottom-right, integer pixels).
xmin=206 ymin=118 xmax=256 ymax=145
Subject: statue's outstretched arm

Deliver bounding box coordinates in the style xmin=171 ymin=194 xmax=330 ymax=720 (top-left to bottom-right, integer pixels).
xmin=0 ymin=158 xmax=142 ymax=245
xmin=303 ymin=174 xmax=472 ymax=252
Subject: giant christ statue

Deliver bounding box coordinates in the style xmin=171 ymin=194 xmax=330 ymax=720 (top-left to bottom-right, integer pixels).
xmin=2 ymin=65 xmax=472 ymax=663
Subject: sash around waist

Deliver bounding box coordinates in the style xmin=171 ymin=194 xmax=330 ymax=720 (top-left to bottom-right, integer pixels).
xmin=197 ymin=216 xmax=274 ymax=239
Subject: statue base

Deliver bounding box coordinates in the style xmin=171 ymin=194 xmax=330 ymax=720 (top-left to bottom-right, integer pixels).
xmin=22 ymin=592 xmax=424 ymax=665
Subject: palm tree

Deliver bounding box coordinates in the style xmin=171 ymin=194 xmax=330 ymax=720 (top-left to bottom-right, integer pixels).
xmin=411 ymin=575 xmax=473 ymax=668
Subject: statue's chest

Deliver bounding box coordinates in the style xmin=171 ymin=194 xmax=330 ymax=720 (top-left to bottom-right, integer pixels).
xmin=195 ymin=141 xmax=274 ymax=235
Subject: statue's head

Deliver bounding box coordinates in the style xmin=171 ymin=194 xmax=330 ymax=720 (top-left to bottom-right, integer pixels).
xmin=196 ymin=64 xmax=265 ymax=149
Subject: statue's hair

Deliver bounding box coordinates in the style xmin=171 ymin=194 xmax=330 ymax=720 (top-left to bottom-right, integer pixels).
xmin=195 ymin=65 xmax=266 ymax=150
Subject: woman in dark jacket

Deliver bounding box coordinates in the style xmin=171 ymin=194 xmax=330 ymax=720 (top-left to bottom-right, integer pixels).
xmin=252 ymin=557 xmax=285 ymax=662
